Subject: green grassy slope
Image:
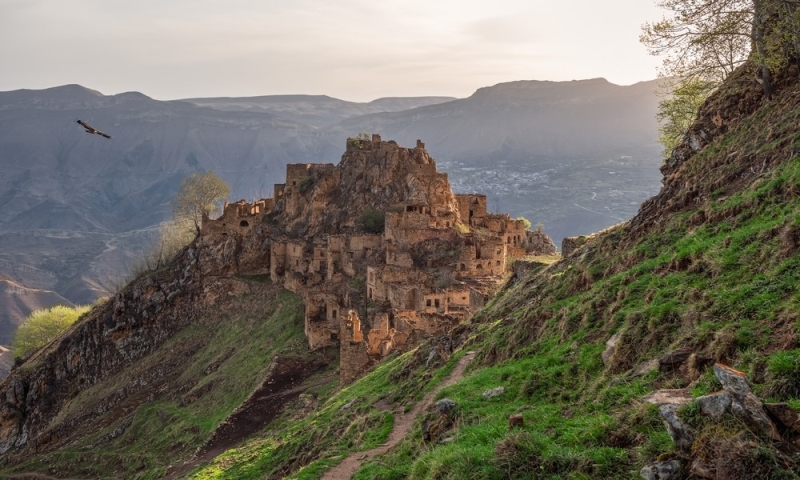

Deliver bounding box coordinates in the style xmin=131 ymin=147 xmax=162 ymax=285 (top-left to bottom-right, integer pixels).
xmin=188 ymin=66 xmax=800 ymax=478
xmin=3 ymin=281 xmax=329 ymax=479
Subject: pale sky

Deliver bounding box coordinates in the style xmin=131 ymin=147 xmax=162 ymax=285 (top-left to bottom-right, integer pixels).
xmin=0 ymin=0 xmax=665 ymax=102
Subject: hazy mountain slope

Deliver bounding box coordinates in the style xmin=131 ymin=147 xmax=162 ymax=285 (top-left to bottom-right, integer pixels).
xmin=0 ymin=280 xmax=73 ymax=345
xmin=331 ymin=78 xmax=664 ymax=242
xmin=332 ymin=78 xmax=661 ymax=161
xmin=0 ymin=85 xmax=340 ymax=339
xmin=187 ymin=66 xmax=800 ymax=477
xmin=181 ymin=94 xmax=456 ymax=127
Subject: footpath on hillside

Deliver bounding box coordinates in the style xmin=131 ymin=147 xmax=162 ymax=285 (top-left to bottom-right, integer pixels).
xmin=321 ymin=351 xmax=476 ymax=480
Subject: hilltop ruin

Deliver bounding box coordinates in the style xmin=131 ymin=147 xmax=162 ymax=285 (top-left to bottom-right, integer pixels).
xmin=201 ymin=135 xmax=556 ymax=382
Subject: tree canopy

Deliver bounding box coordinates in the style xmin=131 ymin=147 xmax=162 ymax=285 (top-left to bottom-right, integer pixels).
xmin=13 ymin=304 xmax=91 ymax=360
xmin=642 ymin=0 xmax=800 ymax=155
xmin=173 ymin=171 xmax=230 ymax=233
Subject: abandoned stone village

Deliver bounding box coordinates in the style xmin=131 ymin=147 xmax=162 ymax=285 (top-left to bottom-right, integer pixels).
xmin=200 ymin=135 xmax=557 ymax=383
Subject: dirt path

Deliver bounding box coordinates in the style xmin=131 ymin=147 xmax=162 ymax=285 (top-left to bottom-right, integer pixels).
xmin=321 ymin=351 xmax=476 ymax=480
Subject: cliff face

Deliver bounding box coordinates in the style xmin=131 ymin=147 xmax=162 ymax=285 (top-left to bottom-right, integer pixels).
xmin=0 ymin=244 xmax=203 ymax=455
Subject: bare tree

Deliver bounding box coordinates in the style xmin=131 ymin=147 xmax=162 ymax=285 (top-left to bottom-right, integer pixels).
xmin=173 ymin=172 xmax=231 ymax=234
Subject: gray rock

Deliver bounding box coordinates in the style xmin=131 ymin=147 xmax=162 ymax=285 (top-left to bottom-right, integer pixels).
xmin=697 ymin=391 xmax=731 ymax=419
xmin=425 ymin=347 xmax=440 ymax=367
xmin=435 ymin=398 xmax=457 ymax=415
xmin=659 ymin=348 xmax=693 ymax=370
xmin=601 ymin=333 xmax=621 ymax=367
xmin=339 ymin=398 xmax=358 ymax=411
xmin=714 ymin=364 xmax=780 ymax=440
xmin=713 ymin=364 xmax=752 ymax=397
xmin=659 ymin=404 xmax=695 ymax=451
xmin=640 ymin=460 xmax=683 ymax=480
xmin=482 ymin=386 xmax=505 ymax=399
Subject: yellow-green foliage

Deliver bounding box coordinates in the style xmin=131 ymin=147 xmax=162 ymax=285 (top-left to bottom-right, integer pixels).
xmin=13 ymin=304 xmax=91 ymax=359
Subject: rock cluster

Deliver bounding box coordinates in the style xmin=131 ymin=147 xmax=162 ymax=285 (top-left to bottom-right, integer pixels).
xmin=641 ymin=363 xmax=800 ymax=479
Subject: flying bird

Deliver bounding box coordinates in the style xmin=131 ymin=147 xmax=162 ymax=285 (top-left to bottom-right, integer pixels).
xmin=76 ymin=120 xmax=112 ymax=139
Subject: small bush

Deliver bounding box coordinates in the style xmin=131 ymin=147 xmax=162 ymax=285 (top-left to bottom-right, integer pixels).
xmin=299 ymin=177 xmax=314 ymax=194
xmin=359 ymin=208 xmax=385 ymax=234
xmin=13 ymin=305 xmax=91 ymax=360
xmin=516 ymin=217 xmax=532 ymax=229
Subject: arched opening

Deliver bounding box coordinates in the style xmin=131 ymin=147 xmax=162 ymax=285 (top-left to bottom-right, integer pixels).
xmin=240 ymin=220 xmax=249 ymax=227
xmin=460 ymin=263 xmax=466 ymax=271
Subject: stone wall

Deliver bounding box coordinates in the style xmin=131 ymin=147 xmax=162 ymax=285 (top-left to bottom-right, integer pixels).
xmin=201 ymin=198 xmax=271 ymax=237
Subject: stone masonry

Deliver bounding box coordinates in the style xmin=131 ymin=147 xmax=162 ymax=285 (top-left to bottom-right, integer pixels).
xmin=201 ymin=135 xmax=557 ymax=383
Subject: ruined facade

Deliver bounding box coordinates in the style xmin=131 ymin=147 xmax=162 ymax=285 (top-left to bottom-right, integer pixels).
xmin=201 ymin=135 xmax=557 ymax=383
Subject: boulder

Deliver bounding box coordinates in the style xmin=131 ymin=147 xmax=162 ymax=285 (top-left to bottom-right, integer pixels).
xmin=764 ymin=403 xmax=800 ymax=433
xmin=602 ymin=333 xmax=621 ymax=367
xmin=713 ymin=364 xmax=780 ymax=440
xmin=482 ymin=387 xmax=505 ymax=399
xmin=640 ymin=460 xmax=683 ymax=480
xmin=697 ymin=391 xmax=731 ymax=419
xmin=508 ymin=414 xmax=524 ymax=429
xmin=659 ymin=404 xmax=695 ymax=451
xmin=659 ymin=348 xmax=693 ymax=371
xmin=435 ymin=398 xmax=457 ymax=416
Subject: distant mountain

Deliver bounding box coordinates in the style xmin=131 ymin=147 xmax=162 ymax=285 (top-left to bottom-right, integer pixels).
xmin=0 ymin=84 xmax=341 ymax=342
xmin=331 ymin=78 xmax=662 ymax=163
xmin=181 ymin=94 xmax=456 ymax=127
xmin=330 ymin=78 xmax=664 ymax=242
xmin=0 ymin=80 xmax=664 ymax=346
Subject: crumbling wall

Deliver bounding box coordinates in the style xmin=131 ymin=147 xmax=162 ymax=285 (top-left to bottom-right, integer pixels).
xmin=339 ymin=310 xmax=371 ymax=384
xmin=455 ymin=194 xmax=488 ymax=226
xmin=201 ymin=198 xmax=271 ymax=237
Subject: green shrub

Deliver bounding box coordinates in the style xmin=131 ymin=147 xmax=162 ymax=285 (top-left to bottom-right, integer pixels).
xmin=359 ymin=207 xmax=385 ymax=234
xmin=13 ymin=305 xmax=91 ymax=360
xmin=299 ymin=177 xmax=314 ymax=194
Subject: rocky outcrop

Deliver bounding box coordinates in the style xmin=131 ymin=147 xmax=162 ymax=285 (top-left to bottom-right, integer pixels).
xmin=0 ymin=242 xmax=214 ymax=455
xmin=643 ymin=363 xmax=800 ymax=478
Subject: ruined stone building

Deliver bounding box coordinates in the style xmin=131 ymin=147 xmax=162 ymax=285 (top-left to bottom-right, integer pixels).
xmin=201 ymin=135 xmax=557 ymax=383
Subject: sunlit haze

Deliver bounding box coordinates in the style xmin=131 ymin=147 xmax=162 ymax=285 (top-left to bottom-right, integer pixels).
xmin=1 ymin=0 xmax=665 ymax=101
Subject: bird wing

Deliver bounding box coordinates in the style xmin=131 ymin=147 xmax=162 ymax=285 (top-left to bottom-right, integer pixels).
xmin=77 ymin=120 xmax=111 ymax=139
